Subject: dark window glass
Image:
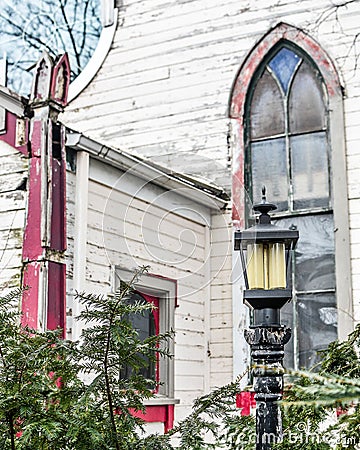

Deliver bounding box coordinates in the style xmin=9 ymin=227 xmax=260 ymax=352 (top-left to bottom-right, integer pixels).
xmin=290 ymin=132 xmax=330 ymax=210
xmin=121 ymin=292 xmax=156 ymax=381
xmin=281 ymin=301 xmax=295 ymax=369
xmin=289 ymin=61 xmax=326 ymax=133
xmin=250 ymin=70 xmax=285 ymax=139
xmin=251 ymin=138 xmax=288 ymax=210
xmin=297 ymin=293 xmax=337 ymax=368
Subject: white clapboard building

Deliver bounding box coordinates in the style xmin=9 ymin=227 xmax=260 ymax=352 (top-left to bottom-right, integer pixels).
xmin=0 ymin=0 xmax=359 ymax=432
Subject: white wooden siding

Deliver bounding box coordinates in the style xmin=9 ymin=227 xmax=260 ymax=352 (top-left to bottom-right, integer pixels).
xmin=61 ymin=0 xmax=360 ymax=410
xmin=66 ymin=156 xmax=217 ymax=417
xmin=65 ymin=170 xmax=76 ymax=338
xmin=62 ymin=0 xmax=360 ymax=191
xmin=0 ymin=141 xmax=27 ymax=295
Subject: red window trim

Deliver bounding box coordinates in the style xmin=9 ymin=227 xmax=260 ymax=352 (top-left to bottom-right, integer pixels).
xmin=130 ymin=404 xmax=175 ymax=433
xmin=136 ymin=291 xmax=160 ymax=392
xmin=131 ymin=292 xmax=175 ymax=431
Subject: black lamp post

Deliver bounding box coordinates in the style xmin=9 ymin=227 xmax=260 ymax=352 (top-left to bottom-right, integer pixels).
xmin=234 ymin=188 xmax=299 ymax=450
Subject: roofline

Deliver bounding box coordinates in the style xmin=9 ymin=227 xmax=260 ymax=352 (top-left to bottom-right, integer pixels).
xmin=65 ymin=130 xmax=228 ymax=210
xmin=0 ymin=86 xmax=29 ymax=117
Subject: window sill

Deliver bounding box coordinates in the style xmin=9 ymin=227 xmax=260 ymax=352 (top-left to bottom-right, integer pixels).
xmin=144 ymin=396 xmax=180 ymax=406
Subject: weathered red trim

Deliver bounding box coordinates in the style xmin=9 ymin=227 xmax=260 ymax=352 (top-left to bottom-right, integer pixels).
xmin=229 ymin=22 xmax=342 ymax=225
xmin=22 ymin=117 xmax=67 ymax=333
xmin=130 ymin=404 xmax=175 ymax=432
xmin=0 ymin=111 xmax=28 ymax=155
xmin=47 ymin=261 xmax=66 ymax=337
xmin=49 ymin=125 xmax=67 ymax=251
xmin=145 ymin=272 xmax=179 ymax=307
xmin=22 ymin=151 xmax=42 ymax=261
xmin=21 ymin=262 xmax=41 ymax=329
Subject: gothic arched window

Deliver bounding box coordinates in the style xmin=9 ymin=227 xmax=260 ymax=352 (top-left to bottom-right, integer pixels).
xmin=245 ymin=44 xmax=337 ymax=369
xmin=246 ymin=45 xmax=330 ymax=213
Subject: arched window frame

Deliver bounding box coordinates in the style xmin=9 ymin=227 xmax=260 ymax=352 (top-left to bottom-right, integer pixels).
xmin=67 ymin=0 xmax=118 ymax=102
xmin=229 ymin=22 xmax=353 ymax=340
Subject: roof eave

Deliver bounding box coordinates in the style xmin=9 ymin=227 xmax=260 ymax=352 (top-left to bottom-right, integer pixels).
xmin=65 ymin=131 xmax=228 ymax=211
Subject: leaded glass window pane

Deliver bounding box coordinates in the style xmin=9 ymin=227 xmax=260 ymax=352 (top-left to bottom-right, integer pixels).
xmin=281 ymin=302 xmax=295 ymax=369
xmin=251 ymin=138 xmax=288 ymax=210
xmin=246 ymin=45 xmax=335 ymax=370
xmin=277 ymin=214 xmax=335 ymax=292
xmin=268 ymin=47 xmax=301 ymax=93
xmin=250 ymin=70 xmax=285 ymax=139
xmin=297 ymin=293 xmax=337 ymax=368
xmin=290 ymin=132 xmax=330 ymax=210
xmin=289 ymin=61 xmax=326 ymax=133
xmin=274 ymin=214 xmax=336 ymax=368
xmin=121 ymin=293 xmax=156 ymax=381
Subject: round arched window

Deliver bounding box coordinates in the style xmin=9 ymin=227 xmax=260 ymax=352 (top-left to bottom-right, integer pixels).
xmin=0 ymin=0 xmax=115 ymax=97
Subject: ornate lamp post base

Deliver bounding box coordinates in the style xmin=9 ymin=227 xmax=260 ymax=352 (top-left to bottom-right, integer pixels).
xmin=244 ymin=326 xmax=291 ymax=450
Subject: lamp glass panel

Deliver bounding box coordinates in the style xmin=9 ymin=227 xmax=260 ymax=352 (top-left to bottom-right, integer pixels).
xmin=246 ymin=244 xmax=265 ymax=289
xmin=268 ymin=243 xmax=286 ymax=289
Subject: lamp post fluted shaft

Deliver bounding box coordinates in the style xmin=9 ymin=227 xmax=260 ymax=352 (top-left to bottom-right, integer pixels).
xmin=244 ymin=326 xmax=291 ymax=449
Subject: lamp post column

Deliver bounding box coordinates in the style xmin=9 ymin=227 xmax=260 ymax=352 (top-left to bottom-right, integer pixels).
xmin=244 ymin=326 xmax=291 ymax=450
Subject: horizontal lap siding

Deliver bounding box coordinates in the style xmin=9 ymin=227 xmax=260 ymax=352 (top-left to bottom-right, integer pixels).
xmin=346 ymin=16 xmax=360 ymax=322
xmin=86 ymin=173 xmax=209 ymax=412
xmin=61 ymin=0 xmax=360 ymax=412
xmin=62 ymin=0 xmax=357 ymax=190
xmin=0 ymin=142 xmax=28 ymax=295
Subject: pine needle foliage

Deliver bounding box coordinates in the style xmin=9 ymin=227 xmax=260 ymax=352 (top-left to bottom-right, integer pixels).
xmin=0 ymin=267 xmax=175 ymax=449
xmin=75 ymin=265 xmax=174 ymax=450
xmin=0 ymin=290 xmax=85 ymax=449
xmin=1 ymin=272 xmax=359 ymax=449
xmin=273 ymin=323 xmax=360 ymax=449
xmin=167 ymin=374 xmax=245 ymax=449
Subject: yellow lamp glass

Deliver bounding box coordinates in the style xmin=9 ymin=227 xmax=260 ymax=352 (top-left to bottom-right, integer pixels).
xmin=268 ymin=243 xmax=286 ymax=289
xmin=247 ymin=244 xmax=265 ymax=289
xmin=246 ymin=242 xmax=286 ymax=290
